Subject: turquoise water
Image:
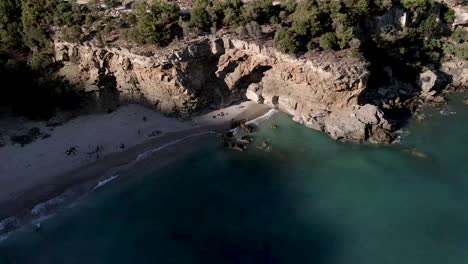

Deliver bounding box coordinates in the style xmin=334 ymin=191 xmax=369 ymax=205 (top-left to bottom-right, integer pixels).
xmin=1 ymin=95 xmax=468 ymax=264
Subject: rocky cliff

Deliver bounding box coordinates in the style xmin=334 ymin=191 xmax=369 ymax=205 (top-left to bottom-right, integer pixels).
xmin=54 ymin=36 xmax=394 ymax=143
xmin=441 ymin=58 xmax=468 ymax=89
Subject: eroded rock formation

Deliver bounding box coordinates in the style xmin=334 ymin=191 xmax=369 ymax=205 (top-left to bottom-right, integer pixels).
xmin=441 ymin=58 xmax=468 ymax=89
xmin=54 ymin=36 xmax=394 ymax=143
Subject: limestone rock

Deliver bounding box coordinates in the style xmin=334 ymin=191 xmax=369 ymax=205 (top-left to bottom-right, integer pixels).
xmin=419 ymin=70 xmax=438 ymax=94
xmin=441 ymin=59 xmax=468 ymax=89
xmin=54 ymin=36 xmax=392 ymax=143
xmin=245 ymin=84 xmax=263 ymax=103
xmin=322 ymin=105 xmax=393 ymax=143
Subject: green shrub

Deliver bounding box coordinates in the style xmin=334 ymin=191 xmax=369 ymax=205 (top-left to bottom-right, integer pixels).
xmin=274 ymin=28 xmax=301 ymax=54
xmin=335 ymin=25 xmax=354 ymax=49
xmin=291 ymin=1 xmax=324 ymax=37
xmin=402 ymin=0 xmax=432 ymax=10
xmin=104 ymin=0 xmax=120 ymax=8
xmin=454 ymin=43 xmax=468 ymax=60
xmin=53 ymin=2 xmax=75 ymax=26
xmin=241 ymin=0 xmax=275 ymax=24
xmin=127 ymin=13 xmax=137 ymax=26
xmin=444 ymin=42 xmax=468 ymax=60
xmin=29 ymin=51 xmax=53 ymax=70
xmin=131 ymin=0 xmax=180 ymax=46
xmin=62 ymin=26 xmax=82 ymax=43
xmin=223 ymin=7 xmax=239 ymax=26
xmin=270 ymin=16 xmax=279 ymax=25
xmin=0 ymin=0 xmax=23 ymax=50
xmin=349 ymin=38 xmax=361 ymax=49
xmin=281 ymin=0 xmax=296 ymax=13
xmin=343 ymin=0 xmax=370 ymax=17
xmin=373 ymin=0 xmax=393 ymax=11
xmin=332 ymin=14 xmax=355 ymax=48
xmin=222 ymin=0 xmax=243 ymax=26
xmin=189 ymin=0 xmax=245 ymax=30
xmin=189 ymin=0 xmax=215 ymax=30
xmin=418 ymin=14 xmax=442 ymax=38
xmin=319 ymin=32 xmax=338 ymax=50
xmin=451 ymin=28 xmax=468 ymax=44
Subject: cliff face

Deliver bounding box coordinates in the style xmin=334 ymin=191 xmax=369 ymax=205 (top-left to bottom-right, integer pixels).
xmin=54 ymin=40 xmax=222 ymax=115
xmin=217 ymin=39 xmax=392 ymax=143
xmin=441 ymin=58 xmax=468 ymax=89
xmin=54 ymin=37 xmax=393 ymax=143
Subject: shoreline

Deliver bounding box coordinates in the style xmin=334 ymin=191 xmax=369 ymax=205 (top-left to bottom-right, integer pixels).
xmin=0 ymin=101 xmax=271 ymax=238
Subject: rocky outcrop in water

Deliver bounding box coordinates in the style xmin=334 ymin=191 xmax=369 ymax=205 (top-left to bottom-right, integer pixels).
xmin=54 ymin=36 xmax=394 ymax=143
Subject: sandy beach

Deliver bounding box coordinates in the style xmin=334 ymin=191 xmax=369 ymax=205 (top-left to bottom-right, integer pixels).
xmin=0 ymin=101 xmax=270 ymax=229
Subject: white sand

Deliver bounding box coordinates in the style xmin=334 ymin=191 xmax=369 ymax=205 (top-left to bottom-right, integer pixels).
xmin=0 ymin=101 xmax=268 ymax=207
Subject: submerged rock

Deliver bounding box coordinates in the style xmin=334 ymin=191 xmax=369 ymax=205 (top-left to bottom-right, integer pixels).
xmin=239 ymin=121 xmax=254 ymax=133
xmin=238 ymin=135 xmax=253 ymax=144
xmin=223 ymin=133 xmax=252 ymax=152
xmin=408 ymin=148 xmax=429 ymax=159
xmin=257 ymin=140 xmax=272 ymax=152
xmin=225 ymin=140 xmax=248 ymax=152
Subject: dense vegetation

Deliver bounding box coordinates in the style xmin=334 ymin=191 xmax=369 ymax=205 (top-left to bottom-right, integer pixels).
xmin=0 ymin=0 xmax=466 ymax=118
xmin=1 ymin=0 xmax=465 ymax=61
xmin=184 ymin=0 xmax=463 ymax=62
xmin=0 ymin=0 xmax=86 ymax=118
xmin=128 ymin=0 xmax=180 ymax=45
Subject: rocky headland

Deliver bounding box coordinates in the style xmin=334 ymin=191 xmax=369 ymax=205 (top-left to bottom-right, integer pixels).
xmin=53 ymin=31 xmax=467 ymax=144
xmin=53 ymin=36 xmax=389 ymax=143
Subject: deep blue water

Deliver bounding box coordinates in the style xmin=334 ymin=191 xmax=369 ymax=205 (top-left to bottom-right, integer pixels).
xmin=1 ymin=95 xmax=468 ymax=264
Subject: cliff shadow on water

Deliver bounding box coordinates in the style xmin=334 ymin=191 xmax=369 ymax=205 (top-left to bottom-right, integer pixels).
xmin=0 ymin=143 xmax=345 ymax=264
xmin=140 ymin=155 xmax=341 ymax=264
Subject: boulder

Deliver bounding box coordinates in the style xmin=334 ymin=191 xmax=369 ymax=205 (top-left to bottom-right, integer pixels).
xmin=245 ymin=83 xmax=263 ymax=103
xmin=370 ymin=127 xmax=394 ymax=144
xmin=324 ymin=112 xmax=368 ymax=142
xmin=323 ymin=105 xmax=393 ymax=143
xmin=419 ymin=70 xmax=438 ymax=94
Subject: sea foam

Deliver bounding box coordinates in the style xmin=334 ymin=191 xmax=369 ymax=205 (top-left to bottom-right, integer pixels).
xmin=246 ymin=109 xmax=278 ymax=125
xmin=92 ymin=175 xmax=119 ymax=191
xmin=231 ymin=109 xmax=278 ymax=134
